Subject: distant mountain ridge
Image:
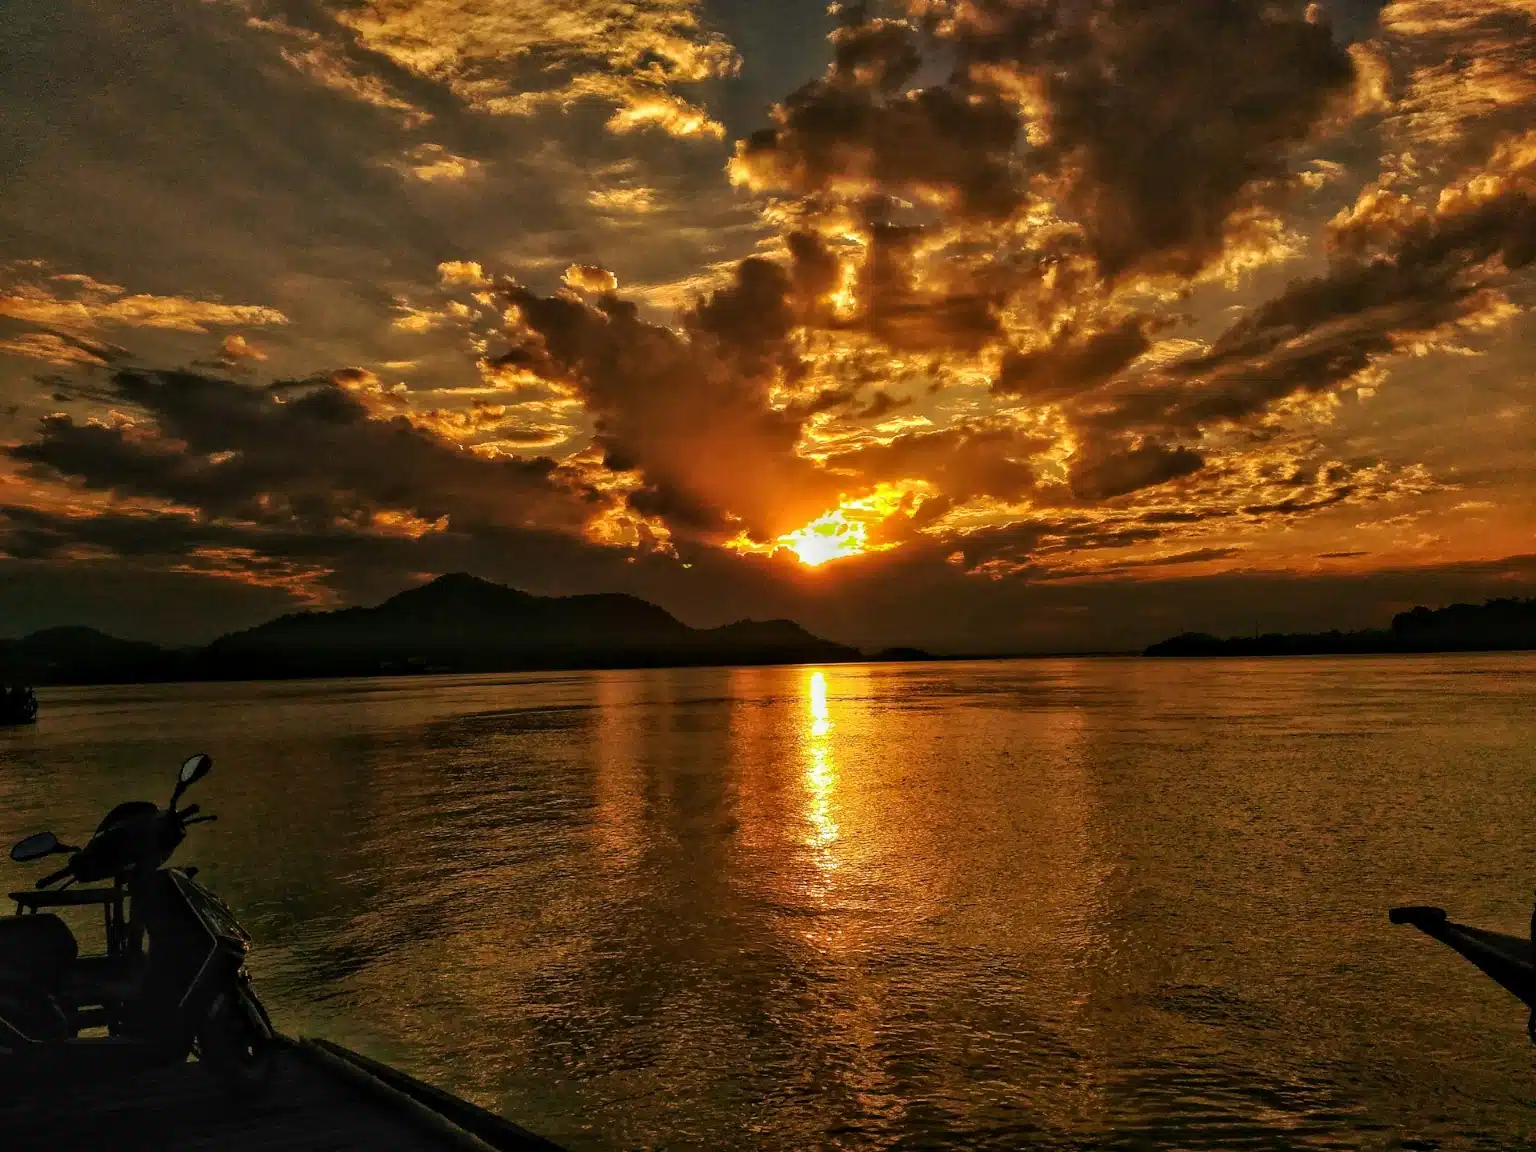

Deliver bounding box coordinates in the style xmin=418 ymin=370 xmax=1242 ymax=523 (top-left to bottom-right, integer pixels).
xmin=0 ymin=626 xmax=189 ymax=685
xmin=0 ymin=573 xmax=861 ymax=685
xmin=1144 ymin=597 xmax=1536 ymax=657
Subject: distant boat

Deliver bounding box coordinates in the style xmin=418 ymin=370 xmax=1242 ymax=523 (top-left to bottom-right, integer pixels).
xmin=0 ymin=686 xmax=37 ymax=726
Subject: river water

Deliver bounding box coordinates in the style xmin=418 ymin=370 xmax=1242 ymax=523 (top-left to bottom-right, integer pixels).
xmin=2 ymin=656 xmax=1534 ymax=1149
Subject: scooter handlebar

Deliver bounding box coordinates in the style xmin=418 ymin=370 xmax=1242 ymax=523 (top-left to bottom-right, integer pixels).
xmin=36 ymin=864 xmax=72 ymax=889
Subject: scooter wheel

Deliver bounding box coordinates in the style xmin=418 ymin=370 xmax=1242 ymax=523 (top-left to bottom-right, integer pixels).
xmin=197 ymin=990 xmax=274 ymax=1099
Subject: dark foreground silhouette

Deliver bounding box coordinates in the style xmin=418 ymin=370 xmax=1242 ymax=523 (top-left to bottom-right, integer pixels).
xmin=0 ymin=752 xmax=566 ymax=1149
xmin=1 ymin=753 xmax=272 ymax=1088
xmin=1146 ymin=597 xmax=1536 ymax=657
xmin=1 ymin=1042 xmax=564 ymax=1151
xmin=1391 ymin=903 xmax=1536 ymax=1041
xmin=0 ymin=572 xmax=861 ymax=685
xmin=0 ymin=684 xmax=37 ymax=725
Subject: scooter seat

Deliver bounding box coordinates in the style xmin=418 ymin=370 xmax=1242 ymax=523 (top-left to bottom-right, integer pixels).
xmin=0 ymin=914 xmax=77 ymax=993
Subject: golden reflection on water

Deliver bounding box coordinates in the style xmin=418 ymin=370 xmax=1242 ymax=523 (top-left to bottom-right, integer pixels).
xmin=591 ymin=672 xmax=645 ymax=872
xmin=9 ymin=659 xmax=1536 ymax=1150
xmin=804 ymin=670 xmax=840 ymax=863
xmin=809 ymin=670 xmax=831 ymax=739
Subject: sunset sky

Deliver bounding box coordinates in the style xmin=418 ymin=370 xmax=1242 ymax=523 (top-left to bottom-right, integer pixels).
xmin=2 ymin=0 xmax=1533 ymax=652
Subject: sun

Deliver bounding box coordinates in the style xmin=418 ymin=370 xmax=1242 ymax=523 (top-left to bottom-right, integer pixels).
xmin=725 ymin=481 xmax=935 ymax=569
xmin=781 ymin=510 xmax=868 ymax=567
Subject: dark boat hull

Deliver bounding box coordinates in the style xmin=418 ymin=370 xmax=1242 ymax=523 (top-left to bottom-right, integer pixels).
xmin=1390 ymin=905 xmax=1536 ymax=1012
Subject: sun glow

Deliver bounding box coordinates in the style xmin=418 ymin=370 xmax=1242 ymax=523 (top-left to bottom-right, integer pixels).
xmin=782 ymin=509 xmax=868 ymax=567
xmin=727 ymin=481 xmax=935 ymax=568
xmin=828 ymin=257 xmax=860 ymax=320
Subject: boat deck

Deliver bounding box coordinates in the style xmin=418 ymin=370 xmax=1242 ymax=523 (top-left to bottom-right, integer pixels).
xmin=0 ymin=1036 xmax=567 ymax=1152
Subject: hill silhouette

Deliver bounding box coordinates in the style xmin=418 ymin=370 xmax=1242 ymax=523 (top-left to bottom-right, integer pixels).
xmin=0 ymin=574 xmax=862 ymax=685
xmin=1145 ymin=597 xmax=1536 ymax=657
xmin=0 ymin=627 xmax=187 ymax=685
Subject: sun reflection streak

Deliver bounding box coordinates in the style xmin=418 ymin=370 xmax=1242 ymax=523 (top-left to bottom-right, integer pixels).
xmin=805 ymin=670 xmax=839 ymax=861
xmin=810 ymin=670 xmax=831 ymax=737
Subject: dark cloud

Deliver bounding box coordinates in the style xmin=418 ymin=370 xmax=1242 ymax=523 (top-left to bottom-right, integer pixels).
xmin=1138 ymin=508 xmax=1230 ymax=526
xmin=778 ymin=381 xmax=911 ymax=423
xmin=776 ymin=224 xmax=1002 ymax=354
xmin=853 ymin=389 xmax=908 ymax=420
xmin=956 ymin=0 xmax=1359 ymax=276
xmin=8 ymin=368 xmax=588 ymax=534
xmin=856 ymin=221 xmax=1002 ymax=352
xmin=1069 ymin=440 xmax=1205 ymax=501
xmin=935 ymin=511 xmax=1191 ymax=577
xmin=733 ymin=1 xmax=1360 ymax=279
xmin=1240 ymin=489 xmax=1357 ymax=517
xmin=499 ymin=256 xmax=840 ymax=539
xmin=784 ymin=229 xmax=841 ymax=301
xmin=827 ymin=422 xmax=1047 ymax=505
xmin=729 ymin=18 xmax=1026 ymax=219
xmin=1100 ymin=546 xmax=1245 ymax=571
xmin=1089 ymin=171 xmax=1536 ymax=434
xmin=993 ymin=317 xmax=1153 ymax=400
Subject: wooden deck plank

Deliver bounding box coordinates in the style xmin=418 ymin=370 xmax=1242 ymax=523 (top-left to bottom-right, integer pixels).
xmin=0 ymin=1042 xmax=561 ymax=1152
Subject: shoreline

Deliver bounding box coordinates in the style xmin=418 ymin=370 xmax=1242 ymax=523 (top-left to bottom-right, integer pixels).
xmin=12 ymin=646 xmax=1536 ymax=691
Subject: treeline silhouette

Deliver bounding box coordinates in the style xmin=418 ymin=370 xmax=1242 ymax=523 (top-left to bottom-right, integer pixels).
xmin=1145 ymin=597 xmax=1536 ymax=657
xmin=0 ymin=573 xmax=863 ymax=685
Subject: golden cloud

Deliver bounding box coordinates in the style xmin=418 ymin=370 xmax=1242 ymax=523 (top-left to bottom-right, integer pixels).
xmin=603 ymin=90 xmax=724 ymax=139
xmin=216 ymin=334 xmax=267 ymax=365
xmin=21 ymin=0 xmax=1517 ymax=594
xmin=247 ymin=17 xmax=430 ymax=125
xmin=1373 ymin=0 xmax=1536 ymax=187
xmin=587 ymin=186 xmax=656 ymax=214
xmin=0 ymin=265 xmax=287 ymax=333
xmin=0 ymin=331 xmax=117 ymax=368
xmin=438 ymin=260 xmax=490 ymax=287
xmin=393 ymin=143 xmax=483 ymax=183
xmin=281 ymin=47 xmax=428 ymax=123
xmin=332 ymin=0 xmax=735 ymax=138
xmin=561 ymin=264 xmax=619 ymax=294
xmin=390 ymin=296 xmax=475 ymax=333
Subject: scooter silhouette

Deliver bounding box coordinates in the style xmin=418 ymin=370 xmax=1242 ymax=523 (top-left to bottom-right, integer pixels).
xmin=0 ymin=753 xmax=274 ymax=1094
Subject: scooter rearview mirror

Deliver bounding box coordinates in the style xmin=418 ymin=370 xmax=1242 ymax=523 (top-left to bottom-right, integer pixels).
xmin=180 ymin=752 xmax=213 ymax=787
xmin=172 ymin=752 xmax=214 ymax=808
xmin=11 ymin=831 xmax=60 ymax=862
